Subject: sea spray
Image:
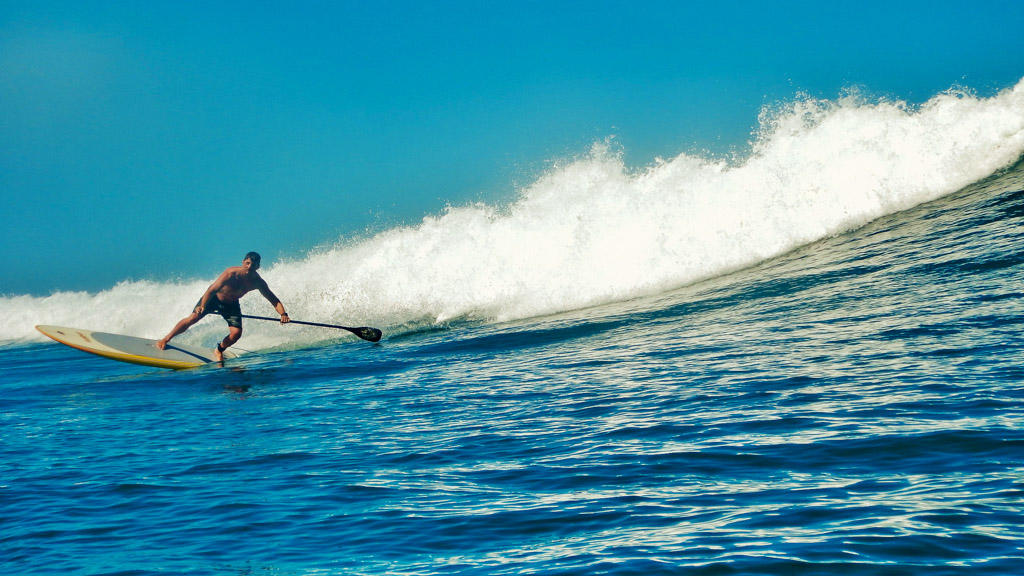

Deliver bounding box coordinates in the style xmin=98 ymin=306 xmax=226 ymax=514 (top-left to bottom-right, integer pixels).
xmin=3 ymin=79 xmax=1023 ymax=348
xmin=274 ymin=80 xmax=1024 ymax=328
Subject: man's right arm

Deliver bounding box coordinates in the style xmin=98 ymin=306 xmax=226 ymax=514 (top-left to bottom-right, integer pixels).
xmin=196 ymin=270 xmax=230 ymax=314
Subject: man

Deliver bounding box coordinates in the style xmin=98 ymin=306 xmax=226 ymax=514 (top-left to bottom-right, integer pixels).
xmin=156 ymin=252 xmax=289 ymax=361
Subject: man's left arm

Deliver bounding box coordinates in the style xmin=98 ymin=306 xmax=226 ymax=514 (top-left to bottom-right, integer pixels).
xmin=258 ymin=280 xmax=290 ymax=323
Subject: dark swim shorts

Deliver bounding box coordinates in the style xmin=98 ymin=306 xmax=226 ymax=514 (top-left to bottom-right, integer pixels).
xmin=194 ymin=296 xmax=243 ymax=328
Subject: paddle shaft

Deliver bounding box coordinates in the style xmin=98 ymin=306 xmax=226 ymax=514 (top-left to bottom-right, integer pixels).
xmin=240 ymin=314 xmax=382 ymax=342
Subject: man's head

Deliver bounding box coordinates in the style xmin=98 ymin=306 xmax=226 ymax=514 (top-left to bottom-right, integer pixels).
xmin=244 ymin=251 xmax=262 ymax=270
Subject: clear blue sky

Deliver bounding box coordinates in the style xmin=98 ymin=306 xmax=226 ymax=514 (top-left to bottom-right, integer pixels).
xmin=2 ymin=0 xmax=1023 ymax=295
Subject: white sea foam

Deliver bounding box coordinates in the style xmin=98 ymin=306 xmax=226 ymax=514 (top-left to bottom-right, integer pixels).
xmin=4 ymin=79 xmax=1024 ymax=348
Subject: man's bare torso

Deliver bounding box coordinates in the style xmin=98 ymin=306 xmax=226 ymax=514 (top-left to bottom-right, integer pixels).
xmin=213 ymin=266 xmax=267 ymax=303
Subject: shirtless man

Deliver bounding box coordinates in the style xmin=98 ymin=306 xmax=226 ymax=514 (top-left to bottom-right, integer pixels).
xmin=156 ymin=252 xmax=289 ymax=361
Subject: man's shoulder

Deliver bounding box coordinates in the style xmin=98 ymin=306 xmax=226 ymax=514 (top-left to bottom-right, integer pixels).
xmin=222 ymin=265 xmax=250 ymax=278
xmin=237 ymin=268 xmax=267 ymax=286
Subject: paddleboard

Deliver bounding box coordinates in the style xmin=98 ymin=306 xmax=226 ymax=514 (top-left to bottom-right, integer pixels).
xmin=36 ymin=325 xmax=237 ymax=370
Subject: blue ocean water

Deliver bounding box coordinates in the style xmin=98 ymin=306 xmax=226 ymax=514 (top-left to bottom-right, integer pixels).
xmin=3 ymin=84 xmax=1024 ymax=574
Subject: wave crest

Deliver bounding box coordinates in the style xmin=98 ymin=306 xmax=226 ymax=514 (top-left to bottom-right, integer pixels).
xmin=4 ymin=79 xmax=1024 ymax=347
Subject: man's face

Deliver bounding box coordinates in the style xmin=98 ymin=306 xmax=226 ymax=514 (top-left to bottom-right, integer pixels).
xmin=243 ymin=257 xmax=259 ymax=271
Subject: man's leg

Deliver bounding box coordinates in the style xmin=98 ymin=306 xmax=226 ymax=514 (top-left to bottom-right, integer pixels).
xmin=214 ymin=326 xmax=242 ymax=361
xmin=156 ymin=313 xmax=202 ymax=350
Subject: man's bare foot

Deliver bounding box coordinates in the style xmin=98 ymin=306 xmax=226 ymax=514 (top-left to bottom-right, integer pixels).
xmin=213 ymin=343 xmax=224 ymax=362
xmin=155 ymin=338 xmax=168 ymax=350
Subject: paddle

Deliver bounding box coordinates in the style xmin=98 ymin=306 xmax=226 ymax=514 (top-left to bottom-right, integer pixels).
xmin=241 ymin=315 xmax=382 ymax=342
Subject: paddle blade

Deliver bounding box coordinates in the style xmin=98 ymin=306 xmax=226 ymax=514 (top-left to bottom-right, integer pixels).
xmin=353 ymin=327 xmax=383 ymax=342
